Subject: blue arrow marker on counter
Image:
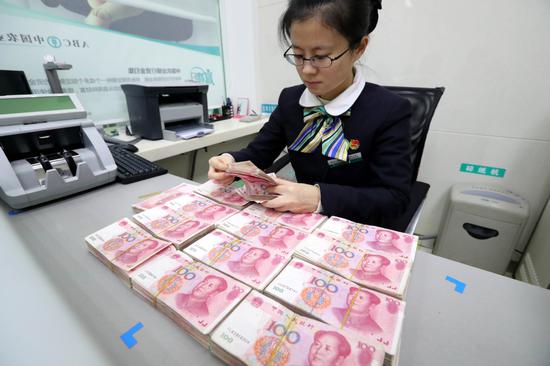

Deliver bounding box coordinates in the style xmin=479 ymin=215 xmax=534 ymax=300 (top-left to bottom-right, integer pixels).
xmin=120 ymin=322 xmax=143 ymax=349
xmin=445 ymin=276 xmax=466 ymax=293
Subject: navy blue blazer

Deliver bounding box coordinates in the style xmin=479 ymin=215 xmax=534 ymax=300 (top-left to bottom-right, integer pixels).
xmin=229 ymin=83 xmax=412 ymax=226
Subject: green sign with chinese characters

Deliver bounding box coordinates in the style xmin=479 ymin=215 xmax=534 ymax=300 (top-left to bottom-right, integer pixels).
xmin=460 ymin=163 xmax=506 ymax=178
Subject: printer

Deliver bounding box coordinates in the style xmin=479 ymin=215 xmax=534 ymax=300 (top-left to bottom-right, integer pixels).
xmin=121 ymin=82 xmax=213 ymax=141
xmin=0 ymin=93 xmax=117 ymax=209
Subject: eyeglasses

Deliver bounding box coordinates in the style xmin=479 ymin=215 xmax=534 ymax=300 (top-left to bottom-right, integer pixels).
xmin=283 ymin=46 xmax=350 ymax=68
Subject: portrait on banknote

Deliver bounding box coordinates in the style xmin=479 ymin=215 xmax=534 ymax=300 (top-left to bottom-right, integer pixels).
xmin=331 ymin=287 xmax=383 ymax=334
xmin=175 ymin=274 xmax=228 ymax=316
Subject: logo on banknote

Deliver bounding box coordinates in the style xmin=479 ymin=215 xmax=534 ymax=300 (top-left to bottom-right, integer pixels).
xmin=253 ymin=336 xmax=290 ymax=366
xmin=156 ymin=274 xmax=184 ymax=294
xmin=301 ymin=287 xmax=332 ymax=310
xmin=102 ymin=237 xmax=124 ymax=251
xmin=323 ymin=253 xmax=349 ymax=268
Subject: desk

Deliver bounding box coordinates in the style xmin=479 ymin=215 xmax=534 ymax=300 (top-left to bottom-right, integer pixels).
xmin=133 ymin=117 xmax=268 ymax=162
xmin=2 ymin=175 xmax=550 ymax=366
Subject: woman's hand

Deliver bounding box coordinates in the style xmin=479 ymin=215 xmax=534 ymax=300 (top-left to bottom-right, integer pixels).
xmin=262 ymin=177 xmax=320 ymax=213
xmin=208 ymin=154 xmax=235 ymax=186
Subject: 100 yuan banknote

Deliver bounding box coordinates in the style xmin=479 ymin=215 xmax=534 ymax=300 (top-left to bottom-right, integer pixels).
xmin=165 ymin=193 xmax=239 ymax=224
xmin=218 ymin=211 xmax=309 ymax=255
xmin=154 ymin=260 xmax=251 ymax=334
xmin=319 ymin=216 xmax=418 ymax=260
xmin=265 ymin=258 xmax=405 ymax=358
xmin=86 ymin=218 xmax=171 ymax=271
xmin=243 ymin=204 xmax=327 ymax=233
xmin=132 ymin=183 xmax=196 ymax=211
xmin=133 ymin=205 xmax=211 ymax=247
xmin=184 ymin=229 xmax=290 ymax=289
xmin=211 ymin=290 xmax=385 ymax=366
xmin=294 ymin=231 xmax=412 ymax=299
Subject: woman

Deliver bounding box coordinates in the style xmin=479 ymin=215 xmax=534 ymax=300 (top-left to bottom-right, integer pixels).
xmin=209 ymin=0 xmax=412 ymax=225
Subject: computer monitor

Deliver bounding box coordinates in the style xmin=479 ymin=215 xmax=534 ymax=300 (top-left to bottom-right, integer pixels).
xmin=0 ymin=70 xmax=32 ymax=96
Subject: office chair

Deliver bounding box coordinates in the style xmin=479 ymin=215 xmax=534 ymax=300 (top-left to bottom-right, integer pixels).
xmin=265 ymin=86 xmax=445 ymax=233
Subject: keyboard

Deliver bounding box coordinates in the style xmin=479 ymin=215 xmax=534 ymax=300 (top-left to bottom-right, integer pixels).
xmin=109 ymin=144 xmax=168 ymax=184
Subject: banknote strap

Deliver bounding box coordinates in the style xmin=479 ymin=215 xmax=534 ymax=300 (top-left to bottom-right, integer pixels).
xmin=108 ymin=236 xmax=151 ymax=270
xmin=208 ymin=237 xmax=243 ymax=266
xmin=311 ymin=274 xmax=336 ymax=313
xmin=159 ymin=214 xmax=195 ymax=235
xmin=152 ymin=262 xmax=198 ymax=306
xmin=241 ymin=217 xmax=271 ymax=238
xmin=266 ymin=315 xmax=298 ymax=366
xmin=349 ymin=223 xmax=365 ymax=243
xmin=339 ymin=288 xmax=361 ymax=329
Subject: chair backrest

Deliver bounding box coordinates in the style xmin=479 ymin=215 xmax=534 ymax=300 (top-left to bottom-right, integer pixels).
xmin=384 ymin=86 xmax=445 ymax=182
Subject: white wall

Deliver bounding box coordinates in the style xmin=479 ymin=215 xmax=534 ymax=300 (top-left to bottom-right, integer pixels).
xmin=219 ymin=0 xmax=261 ymax=112
xmin=254 ymin=0 xmax=550 ymax=255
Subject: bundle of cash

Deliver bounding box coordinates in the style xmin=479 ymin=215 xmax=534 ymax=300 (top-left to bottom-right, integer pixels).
xmin=217 ymin=211 xmax=309 ymax=256
xmin=133 ymin=255 xmax=251 ymax=347
xmin=318 ymin=217 xmax=418 ymax=260
xmin=85 ymin=218 xmax=172 ymax=286
xmin=133 ymin=204 xmax=213 ymax=249
xmin=132 ymin=182 xmax=196 ymax=211
xmin=210 ymin=290 xmax=386 ymax=366
xmin=183 ymin=229 xmax=291 ymax=290
xmin=165 ymin=193 xmax=239 ymax=224
xmin=243 ymin=204 xmax=328 ymax=233
xmin=225 ymin=160 xmax=279 ymax=202
xmin=265 ymin=259 xmax=406 ymax=365
xmin=130 ymin=245 xmax=194 ymax=303
xmin=133 ymin=193 xmax=238 ymax=249
xmin=194 ymin=180 xmax=250 ymax=209
xmin=294 ymin=231 xmax=413 ymax=299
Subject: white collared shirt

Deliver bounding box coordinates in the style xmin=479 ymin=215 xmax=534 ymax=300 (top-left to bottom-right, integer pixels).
xmin=299 ymin=67 xmax=366 ymax=213
xmin=299 ymin=67 xmax=366 ymax=115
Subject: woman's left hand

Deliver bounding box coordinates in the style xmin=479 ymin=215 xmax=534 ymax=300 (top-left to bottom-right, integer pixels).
xmin=262 ymin=177 xmax=320 ymax=213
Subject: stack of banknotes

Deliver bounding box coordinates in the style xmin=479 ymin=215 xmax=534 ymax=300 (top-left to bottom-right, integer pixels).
xmin=243 ymin=203 xmax=328 ymax=233
xmin=293 ymin=231 xmax=414 ymax=299
xmin=194 ymin=180 xmax=250 ymax=209
xmin=225 ymin=161 xmax=279 ymax=202
xmin=132 ymin=182 xmax=196 ymax=211
xmin=217 ymin=211 xmax=310 ymax=256
xmin=183 ymin=229 xmax=291 ymax=290
xmin=318 ymin=217 xmax=418 ymax=260
xmin=133 ymin=193 xmax=238 ymax=249
xmin=86 ymin=180 xmax=419 ymax=365
xmin=131 ymin=245 xmax=194 ymax=303
xmin=210 ymin=290 xmax=386 ymax=366
xmin=265 ymin=258 xmax=405 ymax=365
xmin=130 ymin=246 xmax=251 ymax=348
xmin=85 ymin=218 xmax=172 ymax=286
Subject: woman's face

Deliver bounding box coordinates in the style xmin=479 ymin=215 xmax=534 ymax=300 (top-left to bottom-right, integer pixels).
xmin=289 ymin=16 xmax=366 ymax=100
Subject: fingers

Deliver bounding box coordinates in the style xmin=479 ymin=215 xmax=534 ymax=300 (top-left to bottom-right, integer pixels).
xmin=208 ymin=166 xmax=234 ymax=185
xmin=209 ymin=156 xmax=230 ymax=172
xmin=261 ymin=196 xmax=288 ymax=211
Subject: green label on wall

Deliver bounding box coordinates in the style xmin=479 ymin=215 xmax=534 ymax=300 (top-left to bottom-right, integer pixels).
xmin=460 ymin=163 xmax=506 ymax=178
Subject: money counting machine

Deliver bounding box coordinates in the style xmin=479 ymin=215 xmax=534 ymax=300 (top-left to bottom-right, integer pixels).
xmin=0 ymin=94 xmax=117 ymax=209
xmin=121 ymin=82 xmax=213 ymax=141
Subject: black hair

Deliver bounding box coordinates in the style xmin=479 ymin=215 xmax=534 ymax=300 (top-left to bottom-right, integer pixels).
xmin=279 ymin=0 xmax=382 ymax=49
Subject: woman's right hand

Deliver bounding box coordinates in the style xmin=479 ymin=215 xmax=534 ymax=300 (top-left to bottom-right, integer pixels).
xmin=208 ymin=154 xmax=235 ymax=186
